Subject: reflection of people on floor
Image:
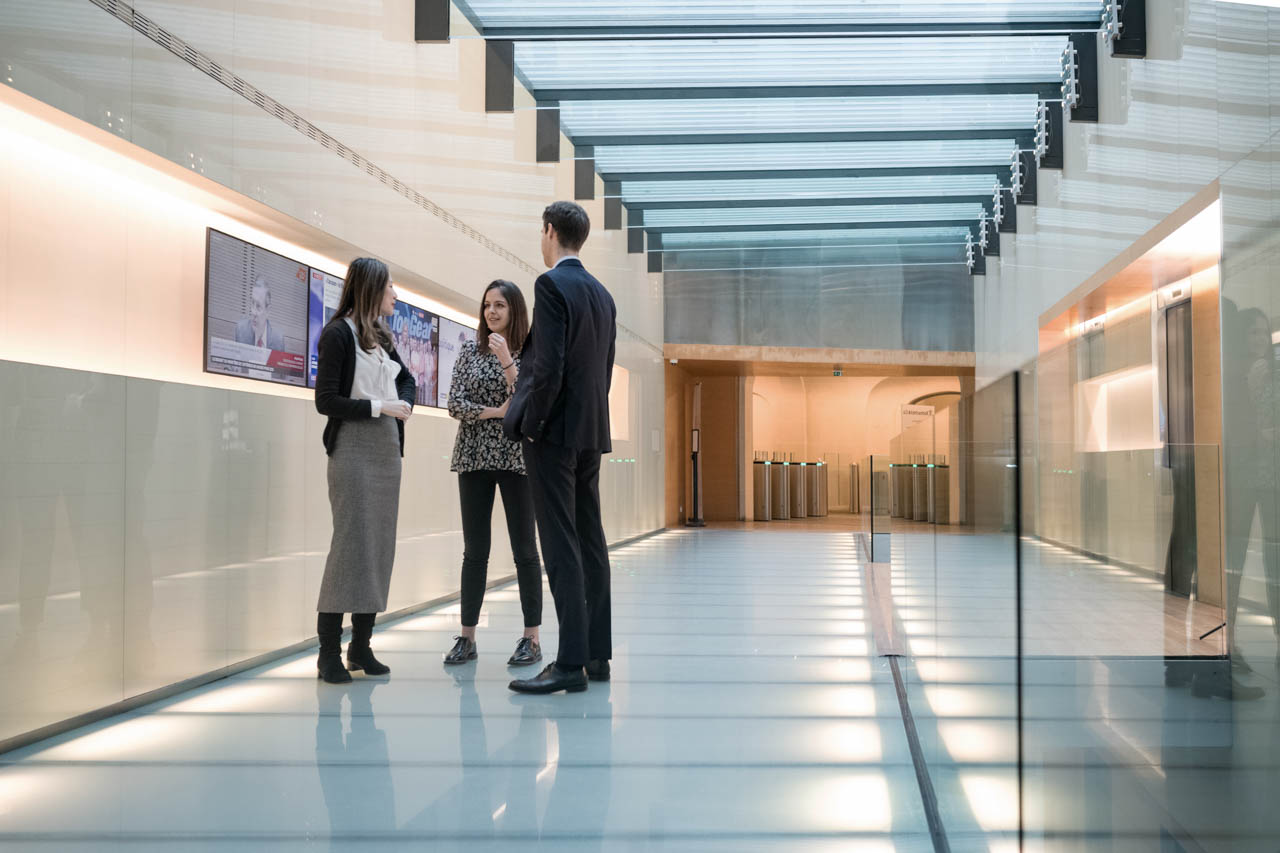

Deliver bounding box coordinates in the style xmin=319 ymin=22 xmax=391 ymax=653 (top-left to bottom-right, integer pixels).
xmin=453 ymin=670 xmax=499 ymax=839
xmin=315 ymin=679 xmax=396 ymax=850
xmin=539 ymin=687 xmax=613 ymax=850
xmin=402 ymin=668 xmax=548 ymax=838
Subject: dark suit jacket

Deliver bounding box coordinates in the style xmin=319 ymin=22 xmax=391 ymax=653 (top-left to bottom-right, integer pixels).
xmin=504 ymin=259 xmax=617 ymax=452
xmin=314 ymin=319 xmax=417 ymax=456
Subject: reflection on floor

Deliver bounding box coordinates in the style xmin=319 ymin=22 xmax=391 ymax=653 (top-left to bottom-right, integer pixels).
xmin=0 ymin=529 xmax=941 ymax=851
xmin=0 ymin=525 xmax=1276 ymax=851
xmin=889 ymin=528 xmax=1280 ymax=852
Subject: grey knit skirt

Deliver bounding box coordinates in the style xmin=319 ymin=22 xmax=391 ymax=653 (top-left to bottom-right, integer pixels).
xmin=317 ymin=416 xmax=401 ymax=614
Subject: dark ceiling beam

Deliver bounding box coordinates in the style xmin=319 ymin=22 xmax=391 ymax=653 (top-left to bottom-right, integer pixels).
xmin=599 ymin=165 xmax=1005 ymax=182
xmin=1041 ymin=100 xmax=1065 ymax=168
xmin=626 ymin=194 xmax=995 ymax=211
xmin=531 ymin=82 xmax=1062 ymax=101
xmin=484 ymin=40 xmax=515 ymax=112
xmin=536 ymin=102 xmax=560 ymax=162
xmin=1111 ymin=0 xmax=1146 ymax=58
xmin=998 ymin=189 xmax=1017 ymax=234
xmin=641 ymin=219 xmax=978 ymax=234
xmin=477 ymin=21 xmax=1103 ymax=39
xmin=574 ymin=144 xmax=595 ymax=199
xmin=414 ymin=0 xmax=450 ymax=42
xmin=574 ymin=128 xmax=1033 ymax=147
xmin=1068 ymin=32 xmax=1099 ymax=122
xmin=604 ymin=180 xmax=623 ymax=230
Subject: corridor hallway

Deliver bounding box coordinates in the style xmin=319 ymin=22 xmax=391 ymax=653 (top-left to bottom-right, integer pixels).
xmin=2 ymin=525 xmax=1273 ymax=850
xmin=0 ymin=528 xmax=991 ymax=851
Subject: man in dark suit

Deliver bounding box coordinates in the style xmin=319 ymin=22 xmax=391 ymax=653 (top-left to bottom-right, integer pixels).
xmin=505 ymin=201 xmax=617 ymax=694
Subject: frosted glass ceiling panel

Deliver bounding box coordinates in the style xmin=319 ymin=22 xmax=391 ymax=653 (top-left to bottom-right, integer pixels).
xmin=620 ymin=175 xmax=1003 ymax=202
xmin=644 ymin=203 xmax=983 ymax=227
xmin=661 ymin=227 xmax=974 ymax=247
xmin=515 ymin=37 xmax=1067 ymax=88
xmin=466 ymin=1 xmax=1104 ymax=28
xmin=559 ymin=96 xmax=1041 ymax=135
xmin=595 ymin=140 xmax=1016 ymax=173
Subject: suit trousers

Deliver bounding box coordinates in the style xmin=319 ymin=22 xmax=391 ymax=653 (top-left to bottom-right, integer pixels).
xmin=522 ymin=440 xmax=612 ymax=668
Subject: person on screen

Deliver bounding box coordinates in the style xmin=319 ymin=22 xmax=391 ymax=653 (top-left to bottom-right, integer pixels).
xmin=410 ymin=341 xmax=427 ymax=405
xmin=313 ymin=257 xmax=416 ymax=684
xmin=444 ymin=280 xmax=544 ymax=668
xmin=234 ymin=276 xmax=285 ymax=350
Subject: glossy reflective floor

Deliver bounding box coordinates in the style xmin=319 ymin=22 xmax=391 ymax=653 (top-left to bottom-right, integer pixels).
xmin=1 ymin=526 xmax=1276 ymax=850
xmin=0 ymin=528 xmax=930 ymax=851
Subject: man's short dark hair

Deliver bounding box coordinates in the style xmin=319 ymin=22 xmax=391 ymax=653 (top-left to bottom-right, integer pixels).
xmin=543 ymin=201 xmax=590 ymax=251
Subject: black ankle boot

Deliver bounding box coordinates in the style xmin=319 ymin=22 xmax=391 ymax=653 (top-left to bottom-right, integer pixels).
xmin=347 ymin=613 xmax=390 ymax=676
xmin=317 ymin=612 xmax=352 ymax=684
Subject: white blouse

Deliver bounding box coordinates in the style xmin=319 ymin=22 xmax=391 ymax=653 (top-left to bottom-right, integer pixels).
xmin=344 ymin=318 xmax=401 ymax=417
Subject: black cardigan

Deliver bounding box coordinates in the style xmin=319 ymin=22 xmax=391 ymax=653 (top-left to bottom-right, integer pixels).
xmin=314 ymin=319 xmax=417 ymax=456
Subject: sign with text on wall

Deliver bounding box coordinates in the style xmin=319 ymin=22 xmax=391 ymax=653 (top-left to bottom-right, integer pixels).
xmin=900 ymin=404 xmax=935 ymax=436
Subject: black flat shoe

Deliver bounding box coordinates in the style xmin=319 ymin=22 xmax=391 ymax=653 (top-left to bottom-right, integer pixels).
xmin=508 ymin=637 xmax=542 ymax=667
xmin=444 ymin=636 xmax=477 ymax=665
xmin=586 ymin=659 xmax=611 ymax=682
xmin=509 ymin=663 xmax=587 ymax=694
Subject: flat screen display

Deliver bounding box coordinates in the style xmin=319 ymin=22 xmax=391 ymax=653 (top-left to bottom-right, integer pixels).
xmin=204 ymin=229 xmax=308 ymax=387
xmin=306 ymin=268 xmax=344 ymax=388
xmin=389 ymin=301 xmax=439 ymax=408
xmin=437 ymin=317 xmax=474 ymax=408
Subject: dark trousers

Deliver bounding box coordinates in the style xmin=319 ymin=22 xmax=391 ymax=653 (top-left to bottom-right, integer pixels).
xmin=523 ymin=441 xmax=611 ymax=668
xmin=458 ymin=470 xmax=542 ymax=628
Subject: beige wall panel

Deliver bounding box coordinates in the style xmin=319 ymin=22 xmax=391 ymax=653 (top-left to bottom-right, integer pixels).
xmin=0 ymin=2 xmax=664 ymax=746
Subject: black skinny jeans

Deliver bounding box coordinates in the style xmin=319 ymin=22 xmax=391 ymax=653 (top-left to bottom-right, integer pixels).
xmin=458 ymin=470 xmax=542 ymax=628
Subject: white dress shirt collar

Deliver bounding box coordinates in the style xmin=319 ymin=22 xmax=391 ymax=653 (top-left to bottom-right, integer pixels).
xmin=552 ymin=255 xmax=580 ymax=269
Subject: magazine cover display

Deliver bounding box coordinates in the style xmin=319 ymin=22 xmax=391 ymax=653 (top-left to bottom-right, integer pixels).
xmin=390 ymin=300 xmax=439 ymax=408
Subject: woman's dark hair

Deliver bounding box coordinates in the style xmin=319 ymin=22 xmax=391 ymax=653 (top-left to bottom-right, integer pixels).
xmin=542 ymin=200 xmax=590 ymax=251
xmin=331 ymin=257 xmax=393 ymax=352
xmin=477 ymin=279 xmax=529 ymax=355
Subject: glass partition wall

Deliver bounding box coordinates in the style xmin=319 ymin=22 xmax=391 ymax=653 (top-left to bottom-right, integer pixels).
xmin=1001 ymin=179 xmax=1277 ymax=849
xmin=893 ymin=349 xmax=1250 ymax=849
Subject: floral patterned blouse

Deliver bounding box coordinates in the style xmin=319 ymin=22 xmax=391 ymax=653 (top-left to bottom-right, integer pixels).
xmin=448 ymin=339 xmax=525 ymax=474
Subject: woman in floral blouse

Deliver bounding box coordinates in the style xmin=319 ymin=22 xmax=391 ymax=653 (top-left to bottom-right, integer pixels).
xmin=444 ymin=280 xmax=544 ymax=666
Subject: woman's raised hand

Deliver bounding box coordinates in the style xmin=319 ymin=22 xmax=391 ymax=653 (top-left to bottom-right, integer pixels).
xmin=488 ymin=332 xmax=512 ymax=365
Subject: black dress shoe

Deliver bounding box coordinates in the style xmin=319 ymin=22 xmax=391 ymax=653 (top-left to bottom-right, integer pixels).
xmin=508 ymin=636 xmax=542 ymax=666
xmin=509 ymin=663 xmax=588 ymax=694
xmin=444 ymin=636 xmax=477 ymax=665
xmin=585 ymin=659 xmax=610 ymax=682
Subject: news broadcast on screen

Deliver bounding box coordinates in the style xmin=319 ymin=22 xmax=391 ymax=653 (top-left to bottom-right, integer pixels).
xmin=204 ymin=229 xmax=309 ymax=387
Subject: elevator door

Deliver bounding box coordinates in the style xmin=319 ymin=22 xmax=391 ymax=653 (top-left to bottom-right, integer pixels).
xmin=1165 ymin=300 xmax=1198 ymax=597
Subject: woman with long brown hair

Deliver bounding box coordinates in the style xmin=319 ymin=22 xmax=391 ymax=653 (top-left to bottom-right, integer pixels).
xmin=444 ymin=279 xmax=544 ymax=667
xmin=313 ymin=257 xmax=416 ymax=684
